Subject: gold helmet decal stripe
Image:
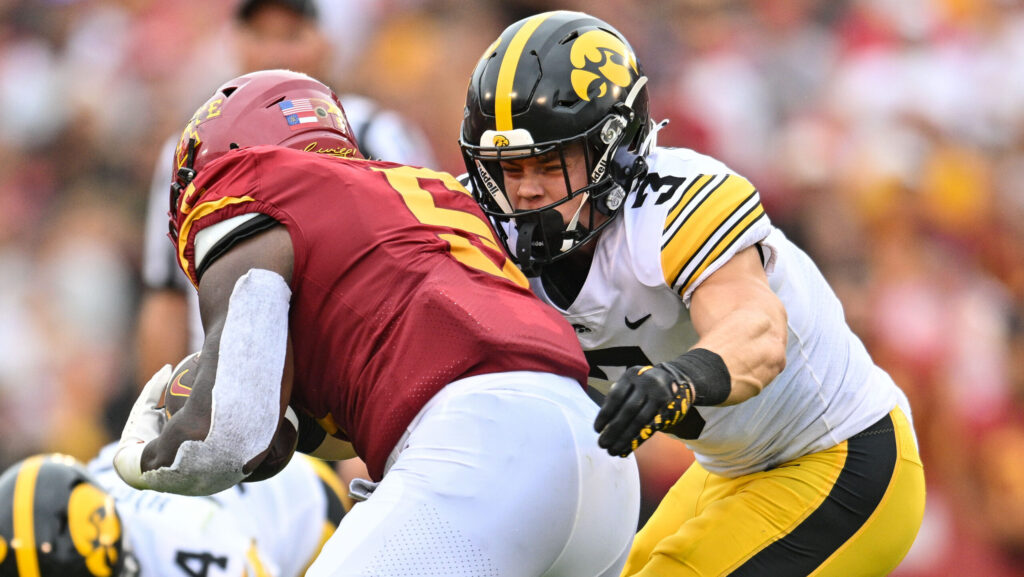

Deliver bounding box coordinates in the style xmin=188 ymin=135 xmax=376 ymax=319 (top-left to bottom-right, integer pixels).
xmin=570 ymin=29 xmax=638 ymax=102
xmin=495 ymin=12 xmax=553 ymax=131
xmin=12 ymin=455 xmax=43 ymax=577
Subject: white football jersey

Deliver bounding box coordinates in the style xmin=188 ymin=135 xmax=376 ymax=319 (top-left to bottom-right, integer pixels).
xmin=89 ymin=444 xmax=338 ymax=577
xmin=516 ymin=146 xmax=912 ymax=477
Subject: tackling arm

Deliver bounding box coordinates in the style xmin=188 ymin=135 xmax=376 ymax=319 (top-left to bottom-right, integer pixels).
xmin=595 ymin=245 xmax=787 ymax=456
xmin=687 ymin=244 xmax=788 ymax=404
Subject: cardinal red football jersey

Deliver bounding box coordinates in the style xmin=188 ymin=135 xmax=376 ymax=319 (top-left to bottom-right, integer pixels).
xmin=173 ymin=146 xmax=588 ymax=479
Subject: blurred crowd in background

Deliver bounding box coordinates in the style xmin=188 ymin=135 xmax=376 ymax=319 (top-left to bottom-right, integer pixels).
xmin=0 ymin=0 xmax=1022 ymax=575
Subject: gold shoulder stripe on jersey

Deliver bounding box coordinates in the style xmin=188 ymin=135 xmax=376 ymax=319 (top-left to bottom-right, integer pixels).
xmin=245 ymin=541 xmax=273 ymax=577
xmin=663 ymin=174 xmax=714 ymax=233
xmin=660 ymin=174 xmax=761 ymax=288
xmin=495 ymin=13 xmax=553 ymax=131
xmin=176 ymin=196 xmax=256 ymax=288
xmin=673 ymin=201 xmax=766 ymax=295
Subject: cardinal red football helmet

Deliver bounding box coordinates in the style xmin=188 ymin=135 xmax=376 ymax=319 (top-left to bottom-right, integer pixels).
xmin=169 ymin=69 xmax=362 ymax=233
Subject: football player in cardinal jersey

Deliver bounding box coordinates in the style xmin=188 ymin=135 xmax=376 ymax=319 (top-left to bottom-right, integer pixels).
xmin=0 ymin=448 xmax=347 ymax=577
xmin=460 ymin=10 xmax=925 ymax=577
xmin=113 ymin=69 xmax=640 ymax=577
xmin=137 ymin=0 xmax=436 ymax=384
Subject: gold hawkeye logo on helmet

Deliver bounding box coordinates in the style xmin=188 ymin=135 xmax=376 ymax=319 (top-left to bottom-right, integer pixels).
xmin=569 ymin=30 xmax=638 ymax=102
xmin=68 ymin=483 xmax=121 ymax=577
xmin=493 ymin=135 xmax=510 ymax=147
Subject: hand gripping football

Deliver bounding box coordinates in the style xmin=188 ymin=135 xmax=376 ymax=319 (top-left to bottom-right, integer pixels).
xmin=158 ymin=351 xmax=297 ymax=482
xmin=160 ymin=352 xmax=201 ymax=418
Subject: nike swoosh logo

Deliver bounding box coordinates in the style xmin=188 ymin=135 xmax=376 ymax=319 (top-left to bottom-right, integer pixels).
xmin=625 ymin=313 xmax=652 ymax=330
xmin=168 ymin=370 xmax=193 ymax=397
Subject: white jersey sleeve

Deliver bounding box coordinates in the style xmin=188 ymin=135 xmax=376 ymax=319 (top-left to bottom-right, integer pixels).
xmin=627 ymin=147 xmax=772 ymax=305
xmin=89 ymin=444 xmax=336 ymax=577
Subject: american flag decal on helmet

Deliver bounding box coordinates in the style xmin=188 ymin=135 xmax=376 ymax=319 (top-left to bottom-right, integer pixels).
xmin=279 ymin=98 xmax=319 ymax=130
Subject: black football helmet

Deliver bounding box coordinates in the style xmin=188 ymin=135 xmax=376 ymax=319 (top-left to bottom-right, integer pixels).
xmin=0 ymin=454 xmax=128 ymax=577
xmin=460 ymin=10 xmax=651 ymax=275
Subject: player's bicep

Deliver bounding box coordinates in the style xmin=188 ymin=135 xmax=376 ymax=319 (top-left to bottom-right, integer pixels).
xmin=688 ymin=246 xmax=779 ymax=335
xmin=197 ymin=221 xmax=294 ymax=335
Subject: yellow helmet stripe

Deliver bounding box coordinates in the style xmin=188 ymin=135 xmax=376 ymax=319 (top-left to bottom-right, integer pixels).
xmin=12 ymin=455 xmax=43 ymax=577
xmin=495 ymin=12 xmax=553 ymax=131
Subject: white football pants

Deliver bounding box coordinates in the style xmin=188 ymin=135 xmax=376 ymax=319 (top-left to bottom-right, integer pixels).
xmin=306 ymin=371 xmax=641 ymax=577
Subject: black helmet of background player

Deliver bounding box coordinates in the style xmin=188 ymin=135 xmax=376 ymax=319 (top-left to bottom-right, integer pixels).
xmin=169 ymin=69 xmax=361 ymax=240
xmin=460 ymin=10 xmax=651 ymax=276
xmin=0 ymin=454 xmax=129 ymax=577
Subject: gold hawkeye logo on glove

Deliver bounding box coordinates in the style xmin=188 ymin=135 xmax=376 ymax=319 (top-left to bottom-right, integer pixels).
xmin=629 ymin=366 xmax=695 ymax=451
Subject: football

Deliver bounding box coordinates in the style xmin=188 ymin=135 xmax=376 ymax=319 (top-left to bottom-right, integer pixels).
xmin=161 ymin=351 xmax=201 ymax=418
xmin=159 ymin=350 xmax=298 ymax=482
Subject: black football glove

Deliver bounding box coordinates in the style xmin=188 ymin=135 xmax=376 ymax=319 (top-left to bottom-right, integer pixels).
xmin=594 ymin=363 xmax=695 ymax=457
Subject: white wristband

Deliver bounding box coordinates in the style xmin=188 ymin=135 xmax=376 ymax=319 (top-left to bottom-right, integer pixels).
xmin=113 ymin=441 xmax=149 ymax=490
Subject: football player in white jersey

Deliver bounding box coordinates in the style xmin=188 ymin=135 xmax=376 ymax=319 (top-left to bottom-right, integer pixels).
xmin=0 ymin=448 xmax=347 ymax=577
xmin=460 ymin=10 xmax=926 ymax=577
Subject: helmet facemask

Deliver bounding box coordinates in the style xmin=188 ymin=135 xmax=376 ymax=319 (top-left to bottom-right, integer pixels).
xmin=461 ymin=10 xmax=652 ymax=276
xmin=462 ymin=80 xmax=649 ymax=277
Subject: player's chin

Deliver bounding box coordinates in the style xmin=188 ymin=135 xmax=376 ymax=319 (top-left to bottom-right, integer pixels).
xmin=242 ymin=419 xmax=299 ymax=483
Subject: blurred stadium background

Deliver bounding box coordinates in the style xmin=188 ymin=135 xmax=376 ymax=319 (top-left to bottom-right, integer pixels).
xmin=0 ymin=0 xmax=1022 ymax=574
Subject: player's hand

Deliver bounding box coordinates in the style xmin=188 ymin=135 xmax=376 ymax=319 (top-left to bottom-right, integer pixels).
xmin=594 ymin=364 xmax=694 ymax=457
xmin=114 ymin=364 xmax=172 ymax=488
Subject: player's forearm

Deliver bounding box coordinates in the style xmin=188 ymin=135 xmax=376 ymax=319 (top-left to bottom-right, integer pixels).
xmin=692 ymin=305 xmax=787 ymax=405
xmin=140 ymin=411 xmax=211 ymax=472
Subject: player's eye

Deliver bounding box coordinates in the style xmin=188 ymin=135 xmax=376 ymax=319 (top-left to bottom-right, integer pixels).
xmin=500 ymin=163 xmax=524 ymax=176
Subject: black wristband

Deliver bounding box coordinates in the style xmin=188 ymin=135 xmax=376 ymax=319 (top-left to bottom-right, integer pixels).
xmin=663 ymin=348 xmax=731 ymax=406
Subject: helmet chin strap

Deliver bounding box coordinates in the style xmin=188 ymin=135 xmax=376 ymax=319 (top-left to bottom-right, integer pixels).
xmin=515 ymin=208 xmax=566 ymax=277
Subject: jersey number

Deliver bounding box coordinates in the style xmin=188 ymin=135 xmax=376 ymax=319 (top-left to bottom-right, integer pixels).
xmin=585 ymin=346 xmax=706 ymax=440
xmin=375 ymin=165 xmax=528 ymax=288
